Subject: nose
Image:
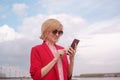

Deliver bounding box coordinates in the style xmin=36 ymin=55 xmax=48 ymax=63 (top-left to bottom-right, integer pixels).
xmin=56 ymin=32 xmax=59 ymax=36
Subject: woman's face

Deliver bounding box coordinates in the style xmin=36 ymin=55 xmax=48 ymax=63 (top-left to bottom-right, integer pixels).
xmin=47 ymin=27 xmax=63 ymax=43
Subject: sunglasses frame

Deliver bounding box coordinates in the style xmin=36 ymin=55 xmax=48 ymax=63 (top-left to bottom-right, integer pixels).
xmin=52 ymin=29 xmax=63 ymax=36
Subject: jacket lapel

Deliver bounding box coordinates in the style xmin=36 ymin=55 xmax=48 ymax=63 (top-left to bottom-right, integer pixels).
xmin=42 ymin=43 xmax=60 ymax=80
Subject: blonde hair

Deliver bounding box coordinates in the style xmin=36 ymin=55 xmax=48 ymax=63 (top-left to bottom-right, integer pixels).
xmin=40 ymin=19 xmax=63 ymax=40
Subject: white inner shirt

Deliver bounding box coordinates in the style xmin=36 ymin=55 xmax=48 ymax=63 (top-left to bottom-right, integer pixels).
xmin=49 ymin=46 xmax=64 ymax=80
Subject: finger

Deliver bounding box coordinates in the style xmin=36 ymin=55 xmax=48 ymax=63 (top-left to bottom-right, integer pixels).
xmin=74 ymin=43 xmax=77 ymax=50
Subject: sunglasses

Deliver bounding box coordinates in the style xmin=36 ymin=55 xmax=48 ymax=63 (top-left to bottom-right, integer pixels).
xmin=52 ymin=29 xmax=63 ymax=36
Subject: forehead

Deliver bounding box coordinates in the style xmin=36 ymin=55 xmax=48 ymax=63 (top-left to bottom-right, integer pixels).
xmin=50 ymin=23 xmax=63 ymax=31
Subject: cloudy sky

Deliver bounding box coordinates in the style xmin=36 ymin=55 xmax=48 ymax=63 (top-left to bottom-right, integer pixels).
xmin=0 ymin=0 xmax=120 ymax=76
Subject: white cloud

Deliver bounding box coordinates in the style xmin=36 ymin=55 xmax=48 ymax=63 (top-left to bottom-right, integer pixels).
xmin=1 ymin=13 xmax=120 ymax=75
xmin=12 ymin=3 xmax=29 ymax=16
xmin=80 ymin=16 xmax=120 ymax=35
xmin=73 ymin=33 xmax=120 ymax=75
xmin=77 ymin=33 xmax=120 ymax=59
xmin=0 ymin=25 xmax=24 ymax=42
xmin=18 ymin=14 xmax=85 ymax=40
xmin=71 ymin=16 xmax=120 ymax=74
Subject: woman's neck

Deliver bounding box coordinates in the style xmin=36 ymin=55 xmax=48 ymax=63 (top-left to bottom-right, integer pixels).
xmin=45 ymin=40 xmax=55 ymax=47
xmin=45 ymin=40 xmax=57 ymax=53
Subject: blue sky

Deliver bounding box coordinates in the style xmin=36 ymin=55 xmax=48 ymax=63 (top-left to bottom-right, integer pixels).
xmin=1 ymin=0 xmax=120 ymax=29
xmin=0 ymin=0 xmax=120 ymax=77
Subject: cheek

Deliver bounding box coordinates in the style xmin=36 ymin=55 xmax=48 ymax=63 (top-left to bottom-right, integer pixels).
xmin=47 ymin=33 xmax=54 ymax=39
xmin=48 ymin=32 xmax=60 ymax=40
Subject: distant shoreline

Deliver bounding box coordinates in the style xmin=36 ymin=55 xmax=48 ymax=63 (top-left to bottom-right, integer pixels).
xmin=73 ymin=72 xmax=120 ymax=78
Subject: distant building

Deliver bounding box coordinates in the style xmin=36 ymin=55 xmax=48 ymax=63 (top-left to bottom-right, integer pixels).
xmin=0 ymin=65 xmax=30 ymax=77
xmin=104 ymin=73 xmax=114 ymax=77
xmin=0 ymin=72 xmax=6 ymax=77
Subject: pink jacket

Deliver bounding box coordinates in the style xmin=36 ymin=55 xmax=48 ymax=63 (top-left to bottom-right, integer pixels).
xmin=30 ymin=42 xmax=70 ymax=80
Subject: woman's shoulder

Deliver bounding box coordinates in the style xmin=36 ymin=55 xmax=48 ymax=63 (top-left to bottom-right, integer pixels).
xmin=32 ymin=42 xmax=48 ymax=49
xmin=32 ymin=44 xmax=43 ymax=49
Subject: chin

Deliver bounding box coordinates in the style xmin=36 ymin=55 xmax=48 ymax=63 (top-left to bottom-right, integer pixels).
xmin=54 ymin=39 xmax=58 ymax=43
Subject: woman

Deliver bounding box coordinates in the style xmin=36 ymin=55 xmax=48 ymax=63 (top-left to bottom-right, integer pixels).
xmin=30 ymin=19 xmax=77 ymax=80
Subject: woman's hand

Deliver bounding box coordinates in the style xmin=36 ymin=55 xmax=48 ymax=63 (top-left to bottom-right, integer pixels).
xmin=68 ymin=47 xmax=76 ymax=56
xmin=67 ymin=43 xmax=77 ymax=60
xmin=58 ymin=49 xmax=66 ymax=57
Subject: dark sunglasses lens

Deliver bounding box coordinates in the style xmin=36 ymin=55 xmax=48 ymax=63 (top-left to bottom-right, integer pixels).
xmin=52 ymin=30 xmax=58 ymax=34
xmin=52 ymin=30 xmax=63 ymax=35
xmin=59 ymin=31 xmax=63 ymax=35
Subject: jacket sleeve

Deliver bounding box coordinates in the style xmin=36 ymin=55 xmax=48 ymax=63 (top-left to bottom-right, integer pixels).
xmin=30 ymin=47 xmax=42 ymax=80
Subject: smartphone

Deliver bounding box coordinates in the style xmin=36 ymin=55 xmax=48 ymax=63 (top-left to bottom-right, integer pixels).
xmin=71 ymin=39 xmax=80 ymax=49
